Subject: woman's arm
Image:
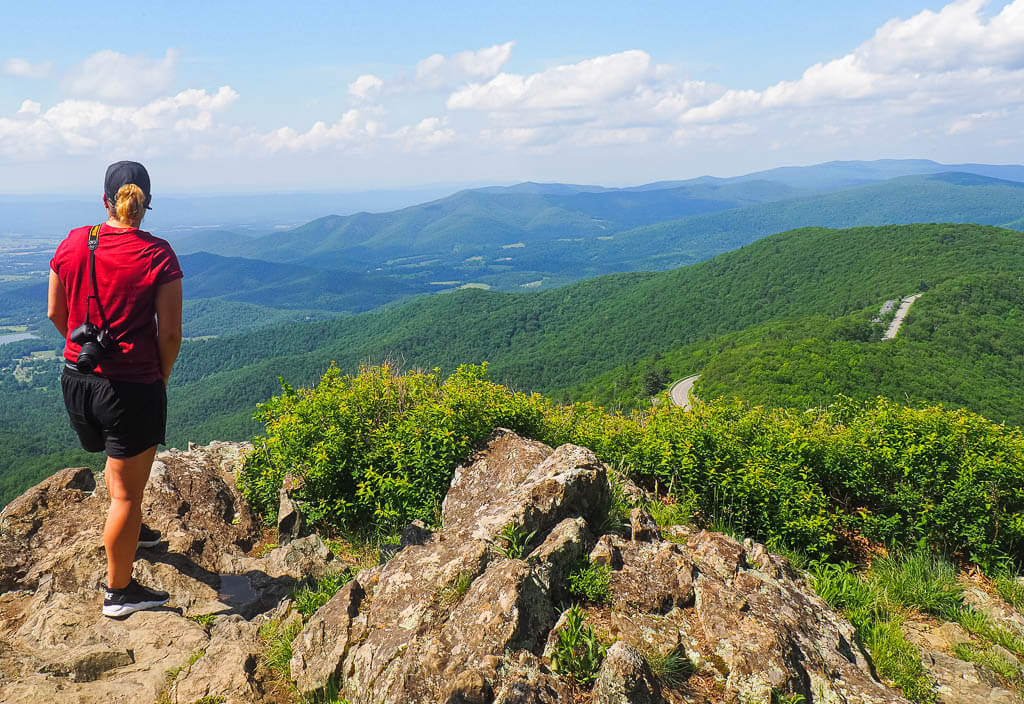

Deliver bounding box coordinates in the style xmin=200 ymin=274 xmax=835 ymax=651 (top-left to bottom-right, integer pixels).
xmin=154 ymin=278 xmax=183 ymax=386
xmin=47 ymin=269 xmax=69 ymax=338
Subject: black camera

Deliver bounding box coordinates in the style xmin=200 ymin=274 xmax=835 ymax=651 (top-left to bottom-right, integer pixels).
xmin=70 ymin=321 xmax=114 ymax=373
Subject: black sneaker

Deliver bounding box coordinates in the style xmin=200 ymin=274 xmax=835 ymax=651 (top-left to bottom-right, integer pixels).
xmin=138 ymin=524 xmax=162 ymax=548
xmin=102 ymin=579 xmax=170 ymax=618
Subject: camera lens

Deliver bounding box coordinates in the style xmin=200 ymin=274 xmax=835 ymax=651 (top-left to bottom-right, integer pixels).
xmin=77 ymin=341 xmax=102 ymax=373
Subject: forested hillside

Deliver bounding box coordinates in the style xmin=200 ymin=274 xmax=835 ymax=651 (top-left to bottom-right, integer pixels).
xmin=3 ymin=220 xmax=1022 ymax=506
xmin=167 ymin=222 xmax=1022 ymax=453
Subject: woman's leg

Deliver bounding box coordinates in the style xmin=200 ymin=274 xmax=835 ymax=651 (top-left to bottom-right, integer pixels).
xmin=104 ymin=445 xmax=157 ymax=589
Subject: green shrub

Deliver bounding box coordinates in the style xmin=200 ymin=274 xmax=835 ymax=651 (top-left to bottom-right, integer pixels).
xmin=549 ymin=604 xmax=607 ymax=686
xmin=241 ymin=364 xmax=1024 ymax=566
xmin=241 ymin=363 xmax=545 ymax=535
xmin=567 ymin=561 xmax=612 ymax=604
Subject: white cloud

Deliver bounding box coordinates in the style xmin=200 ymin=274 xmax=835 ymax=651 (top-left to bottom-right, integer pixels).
xmin=247 ymin=109 xmax=383 ymax=152
xmin=480 ymin=127 xmax=546 ymax=148
xmin=63 ymin=49 xmax=179 ymax=104
xmin=2 ymin=57 xmax=53 ymax=79
xmin=946 ymin=109 xmax=1008 ymax=134
xmin=678 ymin=0 xmax=1024 ymax=126
xmin=349 ymin=74 xmax=384 ymax=102
xmin=448 ymin=50 xmax=654 ymax=111
xmin=414 ymin=41 xmax=514 ymax=90
xmin=0 ymin=86 xmax=238 ymax=160
xmin=390 ymin=116 xmax=456 ymax=151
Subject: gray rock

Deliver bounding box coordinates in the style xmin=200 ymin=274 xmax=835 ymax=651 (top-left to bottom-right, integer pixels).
xmin=292 ymin=430 xmax=608 ymax=702
xmin=590 ymin=534 xmax=624 ymax=569
xmin=0 ymin=442 xmax=344 ymax=703
xmin=592 ymin=641 xmax=662 ymax=704
xmin=629 ymin=507 xmax=660 ymax=542
xmin=276 ymin=474 xmax=306 ymax=545
xmin=401 ymin=519 xmax=433 ymax=546
xmin=170 ymin=615 xmax=263 ymax=704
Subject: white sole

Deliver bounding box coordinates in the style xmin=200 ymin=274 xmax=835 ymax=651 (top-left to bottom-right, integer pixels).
xmin=102 ymin=598 xmax=168 ymax=618
xmin=137 ymin=539 xmax=161 ymax=548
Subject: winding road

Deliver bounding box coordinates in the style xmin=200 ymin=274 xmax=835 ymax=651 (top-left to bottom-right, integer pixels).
xmin=669 ymin=374 xmax=701 ymax=411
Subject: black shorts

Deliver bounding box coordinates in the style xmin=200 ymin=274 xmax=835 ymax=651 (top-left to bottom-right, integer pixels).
xmin=61 ymin=365 xmax=167 ymax=458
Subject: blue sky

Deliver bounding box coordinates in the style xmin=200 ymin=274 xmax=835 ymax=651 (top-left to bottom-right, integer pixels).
xmin=2 ymin=0 xmax=1022 ymax=193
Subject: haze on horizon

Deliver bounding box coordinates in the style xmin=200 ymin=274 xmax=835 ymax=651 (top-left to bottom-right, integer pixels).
xmin=2 ymin=0 xmax=1023 ymax=194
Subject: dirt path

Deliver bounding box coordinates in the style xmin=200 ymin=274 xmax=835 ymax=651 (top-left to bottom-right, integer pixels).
xmin=883 ymin=293 xmax=922 ymax=340
xmin=669 ymin=374 xmax=700 ymax=410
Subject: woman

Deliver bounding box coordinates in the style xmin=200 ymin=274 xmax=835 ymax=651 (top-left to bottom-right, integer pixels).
xmin=48 ymin=161 xmax=183 ymax=618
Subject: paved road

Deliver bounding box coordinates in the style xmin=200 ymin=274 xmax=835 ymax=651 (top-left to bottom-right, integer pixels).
xmin=669 ymin=374 xmax=701 ymax=410
xmin=883 ymin=293 xmax=922 ymax=340
xmin=664 ymin=293 xmax=920 ymax=408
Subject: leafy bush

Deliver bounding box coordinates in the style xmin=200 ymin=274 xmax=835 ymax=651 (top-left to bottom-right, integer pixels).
xmin=240 ymin=362 xmax=545 ymax=534
xmin=241 ymin=364 xmax=1024 ymax=566
xmin=567 ymin=562 xmax=612 ymax=604
xmin=549 ymin=604 xmax=607 ymax=686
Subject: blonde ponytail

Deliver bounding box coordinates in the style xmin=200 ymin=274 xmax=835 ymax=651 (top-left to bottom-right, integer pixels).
xmin=114 ymin=183 xmax=146 ymax=227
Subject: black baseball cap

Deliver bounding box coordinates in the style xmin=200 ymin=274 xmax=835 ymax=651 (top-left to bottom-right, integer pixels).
xmin=104 ymin=161 xmax=152 ymax=209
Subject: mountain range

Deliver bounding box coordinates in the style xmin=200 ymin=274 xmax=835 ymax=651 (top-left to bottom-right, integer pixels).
xmin=2 ymin=158 xmax=1023 ymax=505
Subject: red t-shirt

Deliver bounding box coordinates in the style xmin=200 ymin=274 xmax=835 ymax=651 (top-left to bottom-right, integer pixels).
xmin=50 ymin=223 xmax=183 ymax=383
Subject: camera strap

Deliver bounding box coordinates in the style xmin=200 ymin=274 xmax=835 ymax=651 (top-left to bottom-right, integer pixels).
xmin=85 ymin=225 xmax=109 ymax=329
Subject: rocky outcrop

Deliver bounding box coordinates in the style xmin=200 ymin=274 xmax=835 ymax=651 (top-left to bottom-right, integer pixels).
xmin=289 ymin=429 xmax=908 ymax=704
xmin=0 ymin=442 xmax=338 ymax=704
xmin=3 ymin=431 xmax=1021 ymax=704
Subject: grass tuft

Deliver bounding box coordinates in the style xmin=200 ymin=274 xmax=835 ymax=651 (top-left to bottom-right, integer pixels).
xmin=953 ymin=641 xmax=1022 ymax=682
xmin=993 ymin=570 xmax=1024 ymax=613
xmin=259 ymin=618 xmax=303 ymax=677
xmin=870 ymin=547 xmax=963 ymax=619
xmin=811 ymin=561 xmax=937 ymax=703
xmin=567 ymin=561 xmax=612 ymax=605
xmin=596 ymin=463 xmax=632 ymax=535
xmin=491 ymin=524 xmax=536 ymax=560
xmin=952 ymin=605 xmax=1024 ymax=659
xmin=437 ymin=571 xmax=475 ymax=607
xmin=293 ymin=571 xmax=355 ymax=622
xmin=645 ymin=645 xmax=695 ymax=687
